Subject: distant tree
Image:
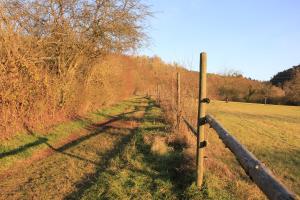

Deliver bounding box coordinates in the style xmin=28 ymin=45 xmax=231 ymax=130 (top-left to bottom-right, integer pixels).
xmin=256 ymin=83 xmax=285 ymax=104
xmin=258 ymin=83 xmax=273 ymax=104
xmin=218 ymin=85 xmax=239 ymax=102
xmin=284 ymin=72 xmax=300 ymax=105
xmin=221 ymin=69 xmax=243 ymax=77
xmin=244 ymin=85 xmax=256 ymax=102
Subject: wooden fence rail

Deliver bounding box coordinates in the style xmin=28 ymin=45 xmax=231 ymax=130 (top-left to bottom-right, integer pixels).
xmin=181 ymin=52 xmax=297 ymax=200
xmin=182 ymin=117 xmax=197 ymax=137
xmin=183 ymin=114 xmax=296 ymax=200
xmin=206 ymin=115 xmax=296 ymax=200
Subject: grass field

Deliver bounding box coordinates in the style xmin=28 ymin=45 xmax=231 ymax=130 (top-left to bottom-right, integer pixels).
xmin=186 ymin=100 xmax=300 ymax=199
xmin=0 ymin=99 xmax=134 ymax=172
xmin=0 ymin=97 xmax=299 ymax=199
xmin=0 ymin=97 xmax=204 ymax=200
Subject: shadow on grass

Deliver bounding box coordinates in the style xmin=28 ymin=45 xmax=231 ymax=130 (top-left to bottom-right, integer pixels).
xmin=0 ymin=107 xmax=142 ymax=161
xmin=135 ymin=106 xmax=197 ymax=198
xmin=63 ymin=97 xmax=154 ymax=199
xmin=133 ymin=98 xmax=209 ymax=199
xmin=139 ymin=141 xmax=196 ymax=198
xmin=64 ymin=109 xmax=151 ymax=199
xmin=44 ymin=102 xmax=147 ymax=164
xmin=63 ymin=128 xmax=138 ymax=200
xmin=66 ymin=97 xmax=203 ymax=199
xmin=44 ymin=125 xmax=138 ymax=166
xmin=0 ymin=137 xmax=48 ymax=159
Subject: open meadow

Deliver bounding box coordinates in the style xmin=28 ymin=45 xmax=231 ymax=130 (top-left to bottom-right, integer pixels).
xmin=181 ymin=99 xmax=300 ymax=199
xmin=0 ymin=95 xmax=299 ymax=200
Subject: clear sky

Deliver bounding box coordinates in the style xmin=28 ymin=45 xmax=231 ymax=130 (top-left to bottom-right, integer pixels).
xmin=140 ymin=0 xmax=300 ymax=80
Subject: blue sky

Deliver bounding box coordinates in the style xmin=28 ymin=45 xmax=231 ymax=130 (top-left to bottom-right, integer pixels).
xmin=140 ymin=0 xmax=300 ymax=80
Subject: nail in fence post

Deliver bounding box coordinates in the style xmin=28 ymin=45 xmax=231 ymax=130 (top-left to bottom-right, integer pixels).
xmin=196 ymin=52 xmax=207 ymax=188
xmin=177 ymin=72 xmax=181 ymax=134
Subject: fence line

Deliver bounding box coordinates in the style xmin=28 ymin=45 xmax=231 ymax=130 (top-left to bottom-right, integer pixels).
xmin=181 ymin=52 xmax=296 ymax=200
xmin=182 ymin=117 xmax=197 ymax=137
xmin=206 ymin=115 xmax=296 ymax=200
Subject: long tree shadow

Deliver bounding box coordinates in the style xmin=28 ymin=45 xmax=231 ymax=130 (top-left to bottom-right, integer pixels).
xmin=0 ymin=137 xmax=48 ymax=159
xmin=63 ymin=127 xmax=142 ymax=199
xmin=134 ymin=100 xmax=200 ymax=199
xmin=137 ymin=136 xmax=196 ymax=198
xmin=92 ymin=110 xmax=141 ymax=123
xmin=44 ymin=125 xmax=137 ymax=166
xmin=43 ymin=103 xmax=146 ymax=163
xmin=0 ymin=108 xmax=141 ymax=161
xmin=63 ymin=97 xmax=154 ymax=200
xmin=62 ymin=97 xmax=203 ymax=199
xmin=0 ymin=117 xmax=118 ymax=160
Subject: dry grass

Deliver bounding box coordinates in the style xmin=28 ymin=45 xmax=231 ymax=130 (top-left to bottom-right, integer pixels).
xmin=178 ymin=98 xmax=300 ymax=199
xmin=0 ymin=96 xmax=214 ymax=199
xmin=3 ymin=95 xmax=297 ymax=199
xmin=0 ymin=97 xmax=149 ymax=199
xmin=150 ymin=136 xmax=168 ymax=155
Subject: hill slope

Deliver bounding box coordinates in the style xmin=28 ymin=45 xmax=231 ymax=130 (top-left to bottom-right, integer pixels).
xmin=270 ymin=65 xmax=300 ymax=105
xmin=270 ymin=65 xmax=300 ymax=87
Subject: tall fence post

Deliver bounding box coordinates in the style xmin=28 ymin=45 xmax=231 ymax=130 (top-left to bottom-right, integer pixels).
xmin=196 ymin=52 xmax=207 ymax=188
xmin=176 ymin=72 xmax=181 ymax=134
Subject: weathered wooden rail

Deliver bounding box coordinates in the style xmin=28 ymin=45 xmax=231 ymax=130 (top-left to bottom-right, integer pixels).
xmin=183 ymin=116 xmax=296 ymax=200
xmin=181 ymin=52 xmax=297 ymax=200
xmin=206 ymin=115 xmax=296 ymax=200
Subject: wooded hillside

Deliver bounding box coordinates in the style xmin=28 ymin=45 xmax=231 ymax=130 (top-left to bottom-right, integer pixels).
xmin=270 ymin=65 xmax=300 ymax=105
xmin=270 ymin=65 xmax=300 ymax=86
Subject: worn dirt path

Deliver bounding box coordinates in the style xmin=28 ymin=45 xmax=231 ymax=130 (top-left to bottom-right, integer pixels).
xmin=0 ymin=97 xmax=148 ymax=200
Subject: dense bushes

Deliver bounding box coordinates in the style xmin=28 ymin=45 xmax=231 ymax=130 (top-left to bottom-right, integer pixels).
xmin=0 ymin=0 xmax=150 ymax=138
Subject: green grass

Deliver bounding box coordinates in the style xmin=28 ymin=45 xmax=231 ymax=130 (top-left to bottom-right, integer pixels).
xmin=2 ymin=97 xmax=298 ymax=199
xmin=70 ymin=99 xmax=208 ymax=200
xmin=0 ymin=98 xmax=134 ymax=172
xmin=205 ymin=101 xmax=300 ymax=198
xmin=0 ymin=97 xmax=209 ymax=199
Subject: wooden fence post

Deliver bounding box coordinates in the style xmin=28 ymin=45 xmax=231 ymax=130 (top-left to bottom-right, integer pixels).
xmin=158 ymin=86 xmax=160 ymax=104
xmin=176 ymin=72 xmax=181 ymax=134
xmin=156 ymin=84 xmax=160 ymax=104
xmin=196 ymin=52 xmax=207 ymax=188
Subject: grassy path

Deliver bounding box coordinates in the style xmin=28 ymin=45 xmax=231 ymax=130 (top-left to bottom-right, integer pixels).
xmin=0 ymin=97 xmax=203 ymax=200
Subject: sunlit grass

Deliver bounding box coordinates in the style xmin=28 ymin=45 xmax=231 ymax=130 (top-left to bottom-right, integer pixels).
xmin=1 ymin=98 xmax=299 ymax=199
xmin=0 ymin=98 xmax=136 ymax=172
xmin=79 ymin=98 xmax=208 ymax=200
xmin=205 ymin=101 xmax=300 ymax=198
